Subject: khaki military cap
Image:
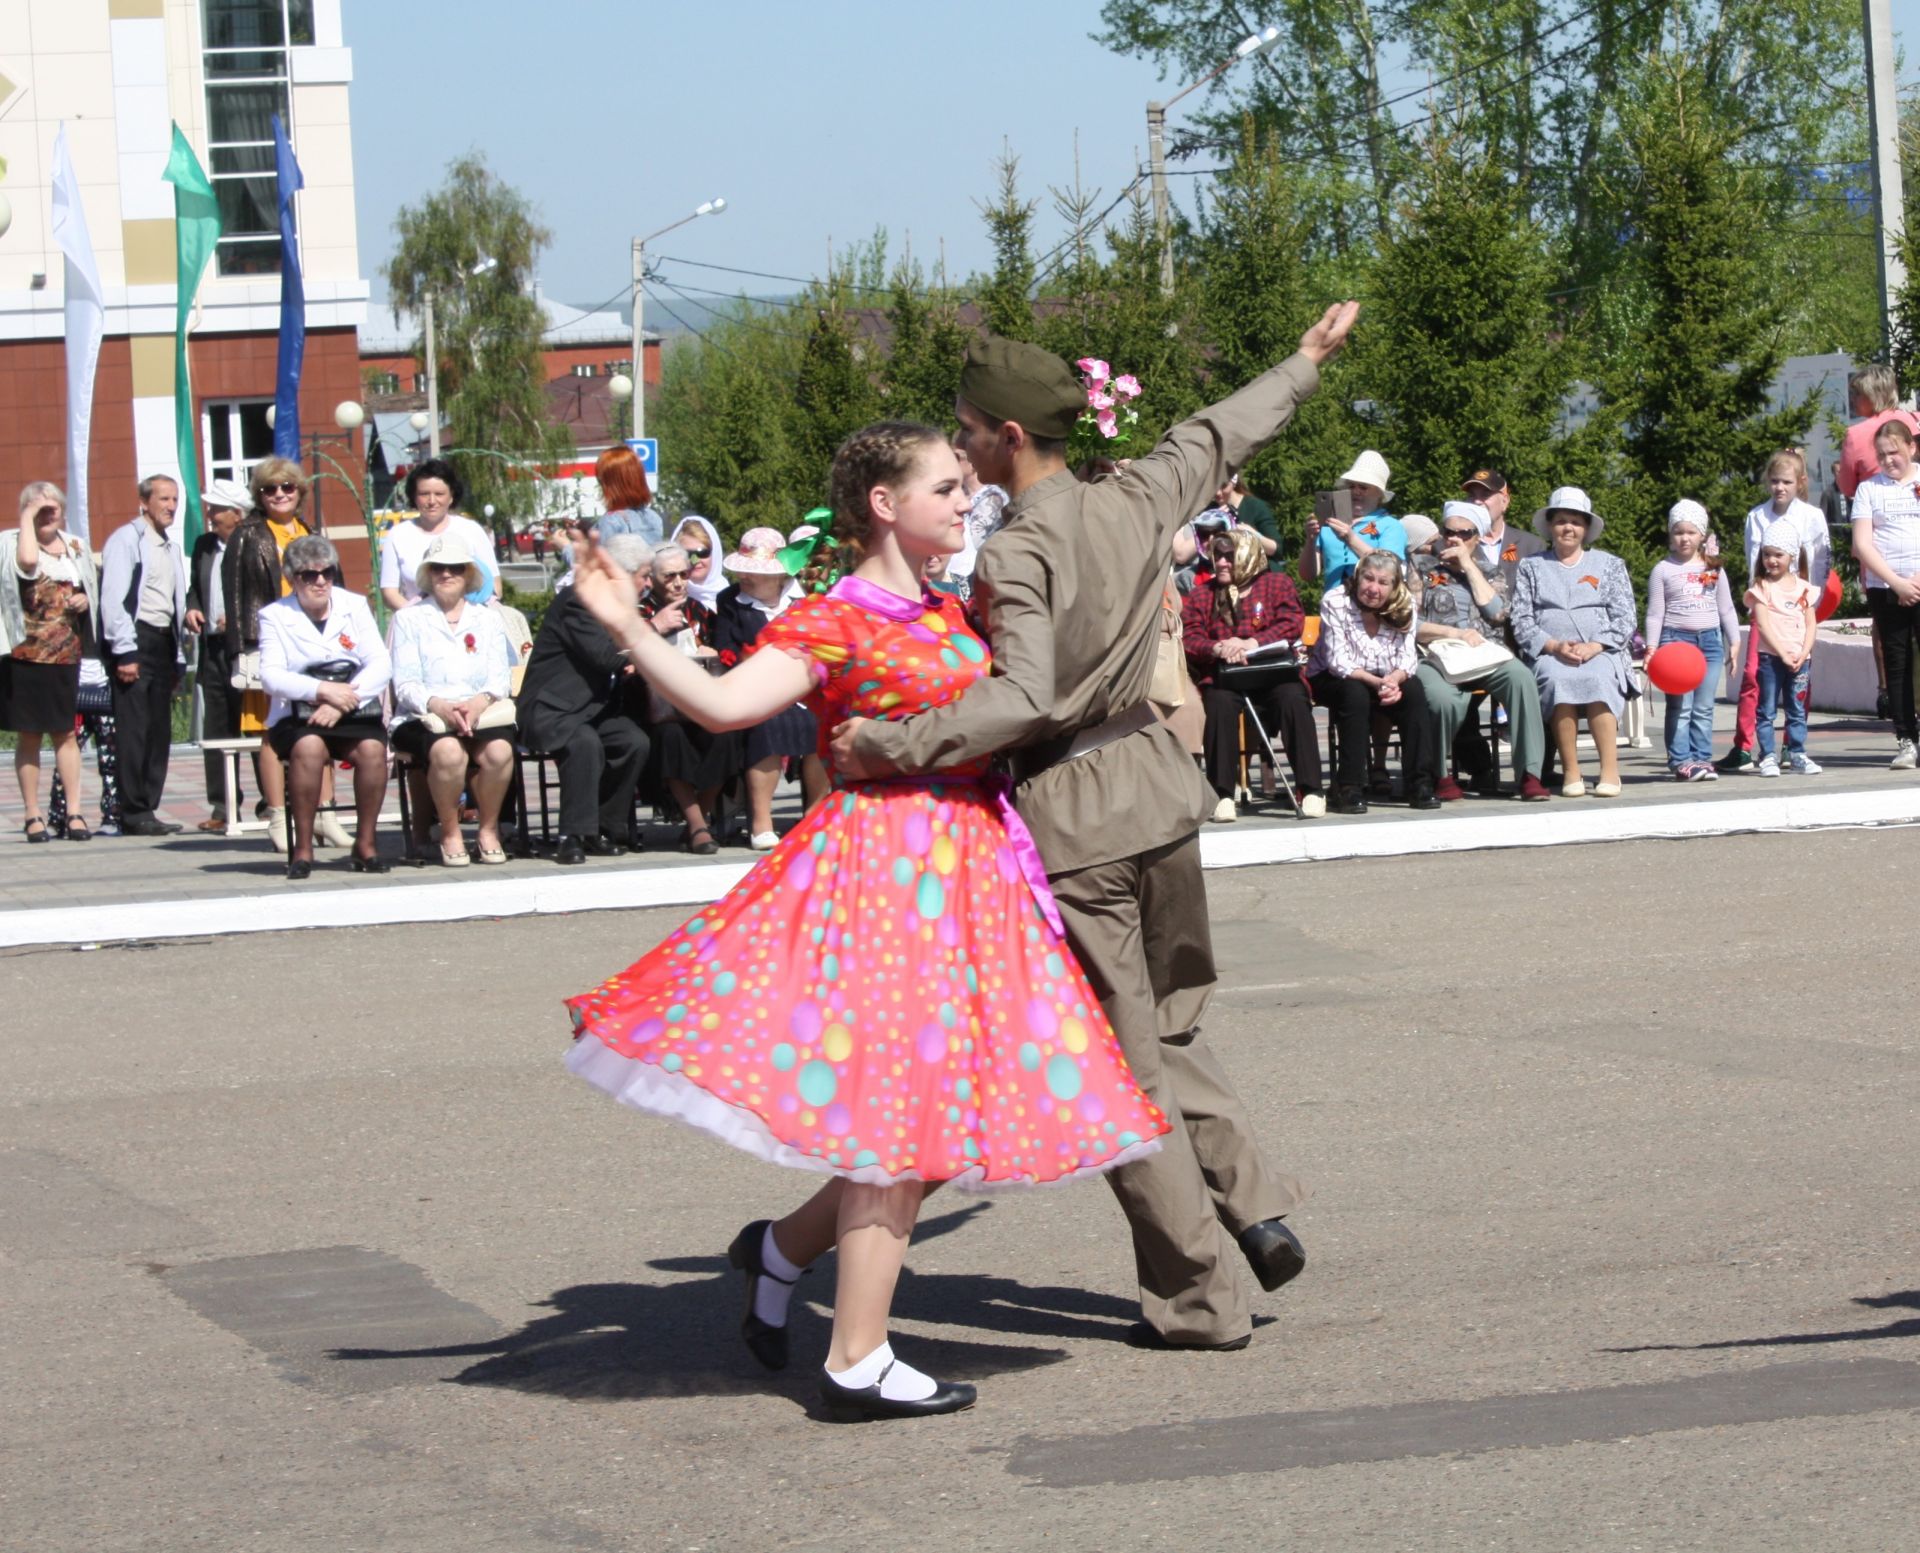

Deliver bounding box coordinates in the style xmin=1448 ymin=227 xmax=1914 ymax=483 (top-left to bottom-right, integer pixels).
xmin=958 ymin=336 xmax=1086 ymax=439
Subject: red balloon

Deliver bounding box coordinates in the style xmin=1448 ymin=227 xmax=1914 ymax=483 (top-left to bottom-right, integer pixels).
xmin=1816 ymin=569 xmax=1843 ymax=622
xmin=1647 ymin=641 xmax=1707 ymax=695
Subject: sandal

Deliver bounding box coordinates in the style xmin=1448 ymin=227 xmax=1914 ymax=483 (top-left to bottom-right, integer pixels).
xmin=23 ymin=817 xmax=49 ymax=844
xmin=684 ymin=825 xmax=719 ymax=857
xmin=65 ymin=819 xmax=92 ymax=843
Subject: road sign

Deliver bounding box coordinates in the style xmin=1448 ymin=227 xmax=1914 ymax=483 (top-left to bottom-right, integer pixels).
xmin=625 ymin=438 xmax=658 ymax=477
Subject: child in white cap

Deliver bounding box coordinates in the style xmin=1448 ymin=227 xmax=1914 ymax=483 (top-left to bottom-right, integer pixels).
xmin=1644 ymin=500 xmax=1740 ymax=780
xmin=1745 ymin=519 xmax=1822 ymax=776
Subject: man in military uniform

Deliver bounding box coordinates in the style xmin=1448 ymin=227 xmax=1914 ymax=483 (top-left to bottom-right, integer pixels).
xmin=832 ymin=304 xmax=1359 ymax=1349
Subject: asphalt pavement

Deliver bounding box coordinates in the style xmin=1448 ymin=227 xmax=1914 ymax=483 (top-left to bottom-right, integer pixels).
xmin=3 ymin=831 xmax=1918 ymax=1550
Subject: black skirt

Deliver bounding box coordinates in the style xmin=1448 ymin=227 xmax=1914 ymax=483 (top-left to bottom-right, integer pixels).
xmin=0 ymin=656 xmax=80 ymax=734
xmin=268 ymin=711 xmax=388 ymax=760
xmin=647 ymin=717 xmax=744 ymax=791
xmin=743 ymin=703 xmax=817 ymax=766
xmin=392 ymin=718 xmax=517 ymax=764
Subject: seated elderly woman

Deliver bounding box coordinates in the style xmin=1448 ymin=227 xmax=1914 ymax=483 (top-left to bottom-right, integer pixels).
xmin=643 ymin=540 xmax=741 ymax=854
xmin=258 ymin=535 xmax=393 ymax=878
xmin=711 ymin=526 xmax=828 ymax=849
xmin=1413 ymin=501 xmax=1550 ymax=801
xmin=1307 ymin=549 xmax=1438 ymax=814
xmin=389 ymin=534 xmax=517 ymax=866
xmin=1181 ymin=525 xmax=1324 ymax=820
xmin=1510 ymin=486 xmax=1635 ymax=798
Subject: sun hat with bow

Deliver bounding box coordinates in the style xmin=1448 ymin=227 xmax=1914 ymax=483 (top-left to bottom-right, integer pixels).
xmin=1532 ymin=485 xmax=1603 ymax=542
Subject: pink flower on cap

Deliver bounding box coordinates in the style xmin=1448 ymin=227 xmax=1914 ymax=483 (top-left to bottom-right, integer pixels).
xmin=1089 ymin=389 xmax=1115 ymax=411
xmin=1077 ymin=358 xmax=1110 ymax=386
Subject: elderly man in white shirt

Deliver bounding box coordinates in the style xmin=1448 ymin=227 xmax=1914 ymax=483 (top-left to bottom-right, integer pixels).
xmin=389 ymin=534 xmax=517 ymax=866
xmin=259 ymin=534 xmax=392 ymax=878
xmin=97 ymin=475 xmax=191 ymax=835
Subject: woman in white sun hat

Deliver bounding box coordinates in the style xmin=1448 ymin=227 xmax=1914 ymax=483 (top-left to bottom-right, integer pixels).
xmin=1301 ymin=448 xmax=1408 ymax=591
xmin=1510 ymin=486 xmax=1636 ymax=797
xmin=711 ymin=526 xmax=828 ymax=849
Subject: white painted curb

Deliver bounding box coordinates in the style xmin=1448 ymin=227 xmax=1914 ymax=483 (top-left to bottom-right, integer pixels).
xmin=11 ymin=787 xmax=1919 ymax=950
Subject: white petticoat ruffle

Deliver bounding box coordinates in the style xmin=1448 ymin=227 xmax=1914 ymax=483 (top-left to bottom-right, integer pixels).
xmin=566 ymin=1033 xmax=1161 ymax=1193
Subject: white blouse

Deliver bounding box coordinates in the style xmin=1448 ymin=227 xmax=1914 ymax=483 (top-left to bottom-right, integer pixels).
xmin=388 ymin=599 xmax=514 ymax=723
xmin=1850 ymin=474 xmax=1920 ymax=587
xmin=258 ymin=591 xmax=392 ymax=725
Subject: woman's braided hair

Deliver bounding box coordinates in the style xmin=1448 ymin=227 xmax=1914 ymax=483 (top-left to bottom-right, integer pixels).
xmin=827 ymin=420 xmax=947 ymax=562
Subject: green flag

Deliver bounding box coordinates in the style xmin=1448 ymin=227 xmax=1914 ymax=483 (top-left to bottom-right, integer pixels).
xmin=162 ymin=125 xmax=221 ymax=550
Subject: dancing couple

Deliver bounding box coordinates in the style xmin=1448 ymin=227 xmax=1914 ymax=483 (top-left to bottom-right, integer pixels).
xmin=564 ymin=302 xmax=1360 ymax=1420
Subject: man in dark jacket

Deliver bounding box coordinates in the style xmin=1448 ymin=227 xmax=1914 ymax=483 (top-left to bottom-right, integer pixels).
xmin=185 ymin=480 xmax=252 ymax=829
xmin=519 ymin=534 xmax=652 ymax=865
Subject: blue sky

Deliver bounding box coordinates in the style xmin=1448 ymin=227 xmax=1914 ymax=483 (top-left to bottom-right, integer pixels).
xmin=346 ymin=0 xmax=1919 ymax=313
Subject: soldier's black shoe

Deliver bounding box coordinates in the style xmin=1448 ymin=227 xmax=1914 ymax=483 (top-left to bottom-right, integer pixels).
xmin=1239 ymin=1217 xmax=1307 ymax=1293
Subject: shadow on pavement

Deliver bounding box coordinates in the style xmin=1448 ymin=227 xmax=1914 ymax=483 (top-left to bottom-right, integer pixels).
xmin=327 ymin=1203 xmax=1131 ymax=1407
xmin=1604 ymin=1290 xmax=1920 ymax=1353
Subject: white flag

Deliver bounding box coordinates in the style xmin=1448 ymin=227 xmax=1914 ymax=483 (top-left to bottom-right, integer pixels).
xmin=52 ymin=124 xmax=105 ymax=546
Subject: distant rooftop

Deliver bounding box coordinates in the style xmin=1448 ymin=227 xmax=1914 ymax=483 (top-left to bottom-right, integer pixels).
xmin=359 ymin=286 xmax=658 ymax=355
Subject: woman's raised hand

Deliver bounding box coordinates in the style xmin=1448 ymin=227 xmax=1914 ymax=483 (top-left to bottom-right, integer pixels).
xmin=573 ymin=540 xmax=641 ymax=634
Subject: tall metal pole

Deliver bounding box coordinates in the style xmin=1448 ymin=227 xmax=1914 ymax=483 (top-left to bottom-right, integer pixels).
xmin=630 ymin=237 xmax=646 ymax=442
xmin=1864 ymin=0 xmax=1908 ymax=359
xmin=1146 ymin=101 xmax=1174 ymax=297
xmin=423 ymin=291 xmax=441 ymax=458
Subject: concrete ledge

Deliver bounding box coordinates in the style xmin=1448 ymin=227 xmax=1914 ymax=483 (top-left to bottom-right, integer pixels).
xmin=11 ymin=786 xmax=1920 ymax=951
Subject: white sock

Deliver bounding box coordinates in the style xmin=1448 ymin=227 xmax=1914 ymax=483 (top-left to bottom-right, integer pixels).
xmin=824 ymin=1341 xmax=937 ymax=1402
xmin=752 ymin=1224 xmax=802 ymax=1328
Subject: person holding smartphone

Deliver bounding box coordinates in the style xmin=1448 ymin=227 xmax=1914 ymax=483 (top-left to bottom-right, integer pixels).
xmin=1300 ymin=450 xmax=1407 ymax=589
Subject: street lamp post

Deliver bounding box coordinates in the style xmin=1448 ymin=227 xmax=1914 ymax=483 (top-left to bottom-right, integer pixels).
xmin=1146 ymin=25 xmax=1281 ymax=295
xmin=630 ymin=197 xmax=726 ymax=441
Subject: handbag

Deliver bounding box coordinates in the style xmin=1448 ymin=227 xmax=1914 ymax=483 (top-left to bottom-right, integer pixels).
xmin=1422 ymin=636 xmax=1514 ymax=685
xmin=230 ymin=649 xmax=262 ymax=691
xmin=1148 ymin=577 xmax=1187 ymax=710
xmin=420 ymin=697 xmax=517 ymax=734
xmin=292 ymin=658 xmax=362 ymax=720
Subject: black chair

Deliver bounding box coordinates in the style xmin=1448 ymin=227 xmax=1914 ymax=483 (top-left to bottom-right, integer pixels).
xmin=1216 ymin=657 xmax=1306 ymax=821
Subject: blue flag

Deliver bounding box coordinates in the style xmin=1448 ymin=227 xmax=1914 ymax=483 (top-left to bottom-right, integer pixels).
xmin=271 ymin=113 xmax=305 ymax=457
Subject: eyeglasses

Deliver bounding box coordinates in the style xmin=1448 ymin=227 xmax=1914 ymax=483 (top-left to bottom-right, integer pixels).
xmin=291 ymin=569 xmax=332 ymax=584
xmin=259 ymin=482 xmax=301 ymax=496
xmin=1442 ymin=529 xmax=1478 ymax=541
xmin=681 ymin=546 xmax=711 ymax=559
xmin=657 ymin=569 xmax=689 ymax=582
xmin=426 ymin=563 xmax=466 ymax=576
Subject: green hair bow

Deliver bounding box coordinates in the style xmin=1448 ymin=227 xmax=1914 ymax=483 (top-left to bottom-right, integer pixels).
xmin=778 ymin=507 xmax=837 ymax=589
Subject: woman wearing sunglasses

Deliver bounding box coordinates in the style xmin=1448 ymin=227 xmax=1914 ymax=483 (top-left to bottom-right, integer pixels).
xmin=223 ymin=459 xmax=349 ymax=851
xmin=257 ymin=536 xmax=392 ymax=879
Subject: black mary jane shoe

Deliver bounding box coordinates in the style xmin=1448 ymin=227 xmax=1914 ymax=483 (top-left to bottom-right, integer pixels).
xmin=727 ymin=1219 xmax=798 ymax=1372
xmin=818 ymin=1366 xmax=977 ymax=1422
xmin=23 ymin=817 xmax=50 ymax=844
xmin=1238 ymin=1217 xmax=1307 ymax=1293
xmin=287 ymin=857 xmax=314 ymax=881
xmin=348 ymin=852 xmax=392 ymax=874
xmin=684 ymin=825 xmax=719 ymax=857
xmin=64 ymin=818 xmax=92 ymax=842
xmin=1123 ymin=1320 xmax=1251 ymax=1352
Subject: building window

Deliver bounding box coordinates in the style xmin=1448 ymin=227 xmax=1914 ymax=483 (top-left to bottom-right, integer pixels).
xmin=204 ymin=398 xmax=276 ymax=486
xmin=202 ymin=1 xmax=314 ymax=276
xmin=571 ymin=363 xmax=596 ymax=378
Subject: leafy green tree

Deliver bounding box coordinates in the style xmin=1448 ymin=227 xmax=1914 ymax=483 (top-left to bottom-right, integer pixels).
xmin=1602 ymin=52 xmax=1819 ymax=578
xmin=650 ymin=301 xmax=808 ymax=537
xmin=1355 ymin=131 xmax=1576 ymax=516
xmin=384 ymin=154 xmax=570 ymax=538
xmin=879 ymin=251 xmax=971 ymax=427
xmin=1191 ymin=129 xmax=1361 ymax=544
xmin=977 ymin=144 xmax=1039 ymax=341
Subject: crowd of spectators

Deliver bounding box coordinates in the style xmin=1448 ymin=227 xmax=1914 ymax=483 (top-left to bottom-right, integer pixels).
xmin=7 ymin=363 xmax=1919 ymax=866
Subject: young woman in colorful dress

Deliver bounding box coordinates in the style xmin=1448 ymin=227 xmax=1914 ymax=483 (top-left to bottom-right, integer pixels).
xmin=564 ymin=421 xmax=1168 ymax=1421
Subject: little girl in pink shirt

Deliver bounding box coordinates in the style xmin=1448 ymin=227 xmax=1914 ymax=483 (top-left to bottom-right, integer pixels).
xmin=1745 ymin=519 xmax=1821 ymax=777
